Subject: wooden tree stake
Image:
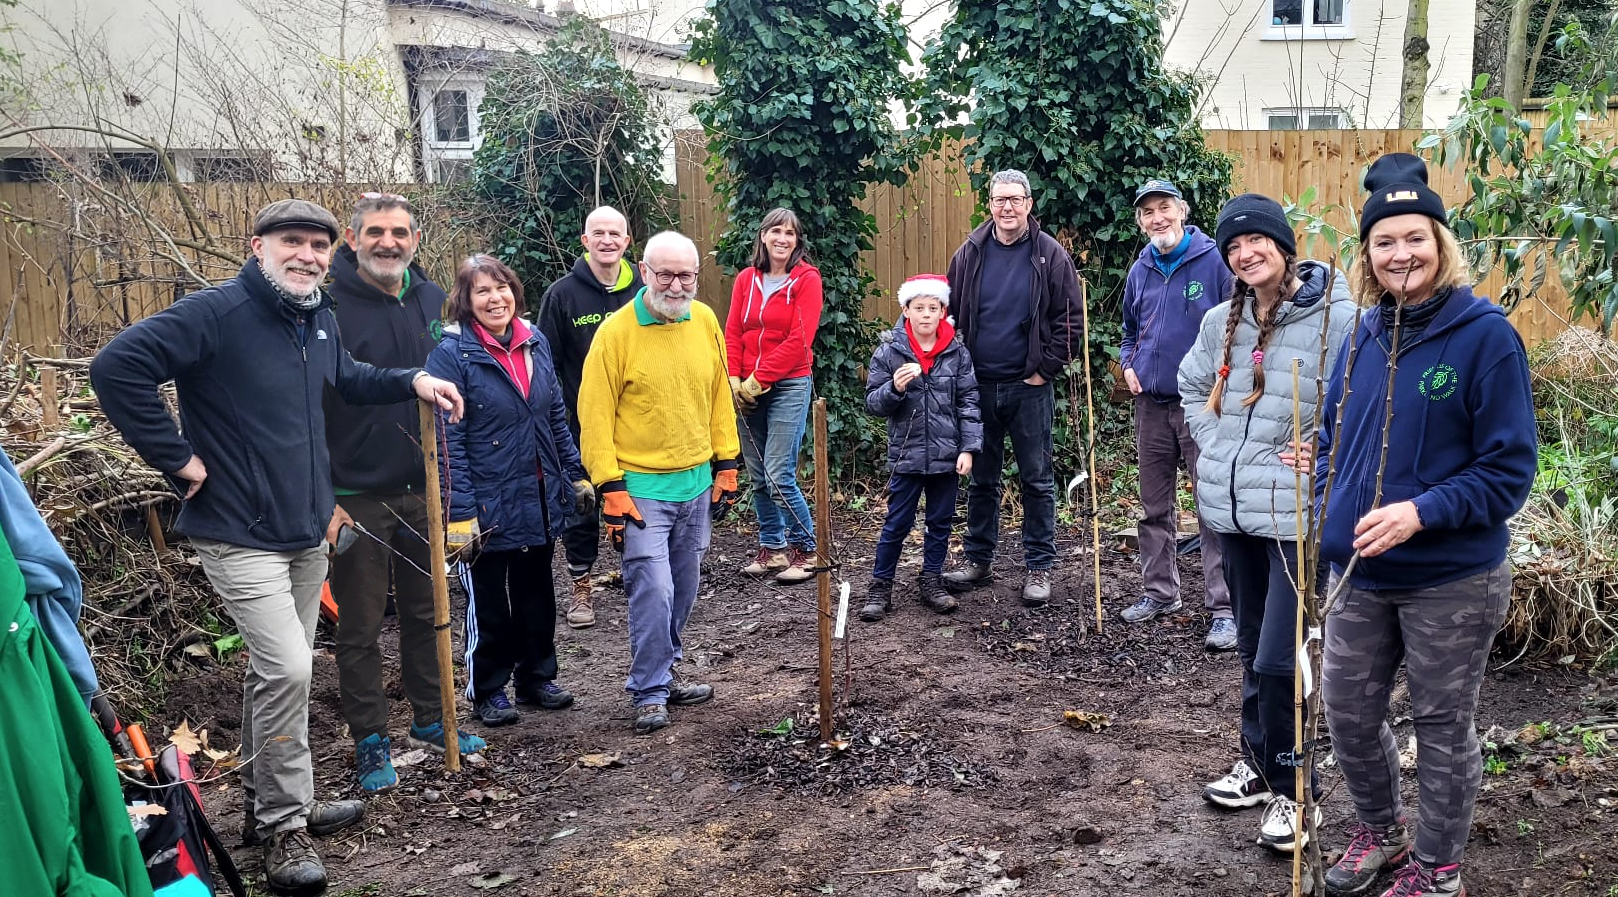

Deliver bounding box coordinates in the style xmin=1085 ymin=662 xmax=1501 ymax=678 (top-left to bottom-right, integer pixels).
xmin=813 ymin=398 xmax=833 ymax=741
xmin=40 ymin=365 xmax=59 ymax=431
xmin=419 ymin=400 xmax=461 ymax=772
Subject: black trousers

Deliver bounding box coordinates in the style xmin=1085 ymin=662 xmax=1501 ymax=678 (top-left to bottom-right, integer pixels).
xmin=459 ymin=542 xmax=558 ymax=701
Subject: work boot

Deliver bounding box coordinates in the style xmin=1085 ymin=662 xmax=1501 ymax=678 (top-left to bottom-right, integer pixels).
xmin=919 ymin=572 xmax=958 ymax=613
xmin=634 ymin=703 xmax=670 ymax=734
xmin=860 ymin=578 xmax=894 ymax=622
xmin=566 ymin=574 xmax=596 ymax=628
xmin=1021 ymin=568 xmax=1052 ymax=607
xmin=742 ymin=546 xmax=789 ymax=575
xmin=775 ymin=545 xmax=816 ymax=584
xmin=667 ymin=676 xmax=714 ymax=706
xmin=1120 ymin=594 xmax=1183 ymax=623
xmin=243 ymin=800 xmax=364 ymax=847
xmin=1325 ymin=821 xmax=1412 ymax=896
xmin=942 ymin=561 xmax=991 ymax=591
xmin=264 ymin=828 xmax=325 ymax=896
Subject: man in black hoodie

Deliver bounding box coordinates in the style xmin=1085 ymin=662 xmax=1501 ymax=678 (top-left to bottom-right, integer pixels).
xmin=537 ymin=206 xmax=643 ymax=629
xmin=324 ymin=194 xmax=485 ymax=794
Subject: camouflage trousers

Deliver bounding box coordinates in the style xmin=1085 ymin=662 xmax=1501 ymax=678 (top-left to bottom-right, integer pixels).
xmin=1321 ymin=561 xmax=1510 ymax=867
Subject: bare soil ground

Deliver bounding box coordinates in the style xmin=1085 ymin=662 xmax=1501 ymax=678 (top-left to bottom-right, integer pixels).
xmin=161 ymin=518 xmax=1618 ymax=897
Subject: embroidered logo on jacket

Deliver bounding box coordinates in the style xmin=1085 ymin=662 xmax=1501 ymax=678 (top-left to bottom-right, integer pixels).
xmin=1184 ymin=281 xmax=1205 ymax=302
xmin=1418 ymin=363 xmax=1458 ymax=401
xmin=573 ymin=313 xmax=604 ymax=328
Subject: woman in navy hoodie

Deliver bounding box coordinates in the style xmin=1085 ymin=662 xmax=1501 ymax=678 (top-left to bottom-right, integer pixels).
xmin=1299 ymin=155 xmax=1536 ymax=897
xmin=427 ymin=256 xmax=595 ymax=728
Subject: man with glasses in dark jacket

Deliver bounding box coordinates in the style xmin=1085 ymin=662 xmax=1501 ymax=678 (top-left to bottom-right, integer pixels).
xmin=324 ymin=193 xmax=486 ymax=797
xmin=942 ymin=169 xmax=1085 ymax=608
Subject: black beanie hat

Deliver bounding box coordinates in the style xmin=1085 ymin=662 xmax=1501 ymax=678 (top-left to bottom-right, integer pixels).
xmin=1215 ymin=193 xmax=1296 ymax=261
xmin=1358 ymin=152 xmax=1447 ymax=239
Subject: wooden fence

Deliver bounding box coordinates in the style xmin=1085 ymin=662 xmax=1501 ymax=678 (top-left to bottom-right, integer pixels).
xmin=4 ymin=112 xmax=1613 ymax=355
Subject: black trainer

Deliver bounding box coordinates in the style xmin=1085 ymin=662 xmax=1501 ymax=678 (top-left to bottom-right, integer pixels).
xmin=860 ymin=578 xmax=894 ymax=621
xmin=515 ymin=681 xmax=575 ymax=710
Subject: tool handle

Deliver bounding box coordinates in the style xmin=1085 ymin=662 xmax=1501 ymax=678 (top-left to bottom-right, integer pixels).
xmin=125 ymin=723 xmax=159 ymax=778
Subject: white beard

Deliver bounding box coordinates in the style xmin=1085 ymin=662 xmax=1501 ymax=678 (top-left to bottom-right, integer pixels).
xmin=645 ymin=287 xmax=695 ymax=321
xmin=1149 ymin=230 xmax=1183 ymax=253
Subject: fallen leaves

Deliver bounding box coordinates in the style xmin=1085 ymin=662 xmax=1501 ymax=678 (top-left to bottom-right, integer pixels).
xmin=1062 ymin=710 xmax=1112 ymax=733
xmin=577 ymin=751 xmax=622 ymax=769
xmin=168 ymin=721 xmax=201 ymax=755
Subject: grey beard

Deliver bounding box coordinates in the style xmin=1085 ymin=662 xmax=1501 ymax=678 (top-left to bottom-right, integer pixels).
xmin=1150 ymin=230 xmax=1183 ymax=253
xmin=258 ymin=259 xmax=322 ymax=310
xmin=645 ymin=289 xmax=694 ymax=321
xmin=359 ymin=252 xmax=411 ymax=289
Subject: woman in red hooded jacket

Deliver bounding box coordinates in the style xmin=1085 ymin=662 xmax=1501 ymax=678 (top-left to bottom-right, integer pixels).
xmin=725 ymin=208 xmax=823 ymax=584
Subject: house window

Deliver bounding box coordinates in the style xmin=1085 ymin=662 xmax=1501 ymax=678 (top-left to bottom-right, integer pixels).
xmin=1267 ymin=107 xmax=1348 ymax=130
xmin=433 ymin=89 xmax=470 ymax=143
xmin=96 ymin=152 xmax=163 ymax=182
xmin=191 ymin=154 xmax=272 ymax=182
xmin=0 ymin=155 xmax=51 ymax=182
xmin=1265 ymin=0 xmax=1352 ymax=38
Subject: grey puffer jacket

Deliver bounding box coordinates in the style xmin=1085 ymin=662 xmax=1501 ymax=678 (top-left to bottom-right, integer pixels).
xmin=1178 ymin=260 xmax=1357 ymax=538
xmin=866 ymin=321 xmax=984 ymax=475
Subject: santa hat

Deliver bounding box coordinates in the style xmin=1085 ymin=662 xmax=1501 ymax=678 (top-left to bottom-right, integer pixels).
xmin=897 ymin=273 xmax=950 ymax=307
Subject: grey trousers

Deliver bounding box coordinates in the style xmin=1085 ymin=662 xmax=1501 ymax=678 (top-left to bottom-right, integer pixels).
xmin=1322 ymin=561 xmax=1510 ymax=866
xmin=622 ymin=493 xmax=711 ymax=707
xmin=193 ymin=538 xmax=326 ymax=835
xmin=1133 ymin=396 xmax=1230 ymax=616
xmin=329 ymin=492 xmax=440 ymax=740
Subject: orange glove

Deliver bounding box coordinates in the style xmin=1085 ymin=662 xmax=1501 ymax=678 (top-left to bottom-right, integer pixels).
xmin=710 ymin=461 xmax=740 ymax=522
xmin=600 ymin=483 xmax=644 ymax=553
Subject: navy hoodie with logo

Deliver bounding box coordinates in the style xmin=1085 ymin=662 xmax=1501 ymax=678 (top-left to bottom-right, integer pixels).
xmin=1120 ymin=225 xmax=1233 ymax=401
xmin=1315 ymin=285 xmax=1537 ymax=590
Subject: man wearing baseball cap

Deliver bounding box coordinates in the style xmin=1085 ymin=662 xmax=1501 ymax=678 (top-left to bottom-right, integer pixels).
xmin=1117 ymin=179 xmax=1235 ymax=649
xmin=92 ymin=198 xmax=465 ymax=895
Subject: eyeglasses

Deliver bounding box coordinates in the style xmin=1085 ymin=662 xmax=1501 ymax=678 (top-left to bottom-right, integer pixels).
xmin=649 ymin=269 xmax=699 ymax=287
xmin=988 ymin=195 xmax=1030 ymax=209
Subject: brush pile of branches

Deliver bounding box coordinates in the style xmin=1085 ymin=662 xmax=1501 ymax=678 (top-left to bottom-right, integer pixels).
xmin=2 ymin=352 xmax=221 ymax=715
xmin=1506 ymin=327 xmax=1618 ymax=665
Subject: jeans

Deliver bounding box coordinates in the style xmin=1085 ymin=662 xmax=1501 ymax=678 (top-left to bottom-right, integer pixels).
xmin=1134 ymin=396 xmax=1230 ymax=615
xmin=330 ymin=491 xmax=440 ymax=739
xmin=738 ymin=376 xmax=815 ymax=551
xmin=1222 ymin=532 xmax=1317 ymax=797
xmin=458 ymin=542 xmax=559 ymax=701
xmin=963 ymin=379 xmax=1056 ymax=570
xmin=873 ymin=472 xmax=958 ymax=580
xmin=622 ymin=493 xmax=711 ymax=706
xmin=192 ymin=538 xmax=326 ymax=836
xmin=1323 ymin=562 xmax=1510 ymax=867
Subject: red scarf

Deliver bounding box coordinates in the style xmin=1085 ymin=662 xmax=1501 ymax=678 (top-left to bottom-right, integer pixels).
xmin=905 ymin=317 xmax=955 ymax=374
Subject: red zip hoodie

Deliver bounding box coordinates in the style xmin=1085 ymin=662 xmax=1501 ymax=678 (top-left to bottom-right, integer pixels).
xmin=724 ymin=260 xmax=823 ymax=387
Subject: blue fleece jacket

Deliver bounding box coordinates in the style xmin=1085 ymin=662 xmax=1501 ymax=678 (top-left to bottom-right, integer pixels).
xmin=1315 ymin=285 xmax=1537 ymax=590
xmin=1119 ymin=226 xmax=1233 ymax=401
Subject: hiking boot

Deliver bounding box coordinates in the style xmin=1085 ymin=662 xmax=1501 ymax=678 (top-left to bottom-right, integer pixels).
xmin=475 ymin=691 xmax=520 ymax=726
xmin=566 ymin=574 xmax=596 ymax=628
xmin=919 ymin=571 xmax=958 ymax=613
xmin=1121 ymin=594 xmax=1183 ymax=623
xmin=515 ymin=681 xmax=575 ymax=710
xmin=1203 ymin=758 xmax=1274 ymax=809
xmin=1021 ymin=568 xmax=1052 ymax=607
xmin=942 ymin=561 xmax=992 ymax=591
xmin=634 ymin=703 xmax=670 ymax=734
xmin=1205 ymin=617 xmax=1239 ymax=651
xmin=264 ymin=828 xmax=325 ymax=896
xmin=1257 ymin=795 xmax=1322 ymax=853
xmin=405 ymin=721 xmax=488 ymax=756
xmin=860 ymin=578 xmax=894 ymax=622
xmin=243 ymin=800 xmax=364 ymax=847
xmin=775 ymin=546 xmax=816 ymax=584
xmin=354 ymin=733 xmax=397 ymax=793
xmin=667 ymin=677 xmax=714 ymax=706
xmin=1376 ymin=861 xmax=1463 ymax=897
xmin=742 ymin=546 xmax=789 ymax=575
xmin=1326 ymin=821 xmax=1412 ymax=896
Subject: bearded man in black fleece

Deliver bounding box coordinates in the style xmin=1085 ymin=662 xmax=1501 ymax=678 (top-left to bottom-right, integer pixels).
xmin=323 ymin=193 xmax=486 ymax=796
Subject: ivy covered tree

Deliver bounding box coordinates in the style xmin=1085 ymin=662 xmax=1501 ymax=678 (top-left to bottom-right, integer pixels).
xmin=467 ymin=16 xmax=674 ymax=307
xmin=920 ymin=0 xmax=1232 ymax=319
xmin=690 ymin=0 xmax=913 ymax=468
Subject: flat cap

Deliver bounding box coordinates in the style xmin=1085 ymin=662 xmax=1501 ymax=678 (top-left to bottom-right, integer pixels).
xmin=252 ymin=199 xmax=340 ymax=242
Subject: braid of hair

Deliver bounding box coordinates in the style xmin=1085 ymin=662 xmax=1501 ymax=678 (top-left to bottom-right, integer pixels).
xmin=1203 ymin=280 xmax=1248 ymax=417
xmin=1241 ymin=254 xmax=1300 ymax=409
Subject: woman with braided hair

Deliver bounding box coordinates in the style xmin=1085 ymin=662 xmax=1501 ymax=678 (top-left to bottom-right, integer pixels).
xmin=1178 ymin=192 xmax=1354 ymax=854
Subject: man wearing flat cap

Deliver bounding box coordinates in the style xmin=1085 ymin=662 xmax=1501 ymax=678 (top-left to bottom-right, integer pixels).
xmin=92 ymin=199 xmax=464 ymax=896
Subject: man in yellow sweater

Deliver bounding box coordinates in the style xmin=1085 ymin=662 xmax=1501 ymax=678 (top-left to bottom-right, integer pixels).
xmin=578 ymin=230 xmax=741 ymax=734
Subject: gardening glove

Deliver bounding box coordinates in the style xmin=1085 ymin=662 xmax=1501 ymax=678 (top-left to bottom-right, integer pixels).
xmin=730 ymin=375 xmax=756 ymax=413
xmin=446 ymin=517 xmax=479 ymax=561
xmin=572 ymin=479 xmax=596 ymax=517
xmin=710 ymin=459 xmax=740 ymax=522
xmin=600 ymin=482 xmax=644 ymax=553
xmin=739 ymin=375 xmax=768 ymax=401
